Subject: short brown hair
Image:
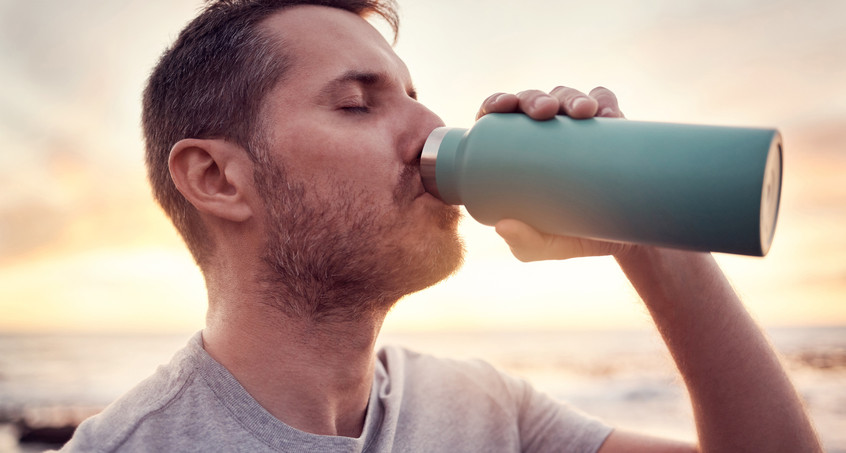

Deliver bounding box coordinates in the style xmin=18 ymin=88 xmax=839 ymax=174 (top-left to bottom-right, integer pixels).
xmin=142 ymin=0 xmax=398 ymax=267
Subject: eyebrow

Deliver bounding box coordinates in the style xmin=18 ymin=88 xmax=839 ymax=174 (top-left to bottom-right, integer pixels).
xmin=320 ymin=70 xmax=417 ymax=100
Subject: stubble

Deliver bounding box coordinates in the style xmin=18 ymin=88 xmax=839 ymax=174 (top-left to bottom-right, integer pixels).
xmin=252 ymin=155 xmax=464 ymax=323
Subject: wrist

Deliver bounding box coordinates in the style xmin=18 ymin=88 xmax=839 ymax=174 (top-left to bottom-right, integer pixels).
xmin=612 ymin=243 xmax=656 ymax=264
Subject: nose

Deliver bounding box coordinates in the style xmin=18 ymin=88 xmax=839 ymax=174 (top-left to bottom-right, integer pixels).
xmin=400 ymin=98 xmax=445 ymax=164
xmin=412 ymin=97 xmax=445 ymax=137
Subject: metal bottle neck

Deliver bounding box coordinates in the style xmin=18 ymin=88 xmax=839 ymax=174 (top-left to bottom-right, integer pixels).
xmin=420 ymin=127 xmax=450 ymax=201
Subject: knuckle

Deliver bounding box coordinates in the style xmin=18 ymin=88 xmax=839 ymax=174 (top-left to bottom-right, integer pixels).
xmin=516 ymin=89 xmax=542 ymax=99
xmin=487 ymin=91 xmax=505 ymax=101
xmin=590 ymin=86 xmax=617 ymax=102
xmin=483 ymin=92 xmax=504 ymax=106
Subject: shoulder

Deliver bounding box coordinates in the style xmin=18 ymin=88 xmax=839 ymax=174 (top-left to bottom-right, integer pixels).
xmin=375 ymin=344 xmax=529 ymax=424
xmin=375 ymin=344 xmax=613 ymax=453
xmin=61 ymin=333 xmax=205 ymax=452
xmin=377 ymin=344 xmax=525 ymax=400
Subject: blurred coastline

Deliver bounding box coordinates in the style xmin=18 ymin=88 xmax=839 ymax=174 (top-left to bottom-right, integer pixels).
xmin=1 ymin=326 xmax=844 ymax=452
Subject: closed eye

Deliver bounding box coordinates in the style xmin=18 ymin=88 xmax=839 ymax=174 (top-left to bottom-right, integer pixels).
xmin=341 ymin=105 xmax=370 ymax=114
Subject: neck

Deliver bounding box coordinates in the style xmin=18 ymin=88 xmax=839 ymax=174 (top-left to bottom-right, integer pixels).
xmin=203 ymin=287 xmax=388 ymax=437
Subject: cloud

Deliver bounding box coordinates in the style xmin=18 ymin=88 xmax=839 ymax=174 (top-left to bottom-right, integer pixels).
xmin=0 ymin=0 xmax=197 ymax=261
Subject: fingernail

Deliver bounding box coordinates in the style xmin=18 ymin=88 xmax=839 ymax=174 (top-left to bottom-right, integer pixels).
xmin=572 ymin=97 xmax=590 ymax=111
xmin=533 ymin=96 xmax=554 ymax=110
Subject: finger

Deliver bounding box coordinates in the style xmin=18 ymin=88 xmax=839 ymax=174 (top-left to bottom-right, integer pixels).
xmin=495 ymin=219 xmax=552 ymax=262
xmin=550 ymin=86 xmax=599 ymax=119
xmin=589 ymin=86 xmax=624 ymax=118
xmin=496 ymin=218 xmax=631 ymax=261
xmin=515 ymin=89 xmax=560 ymax=120
xmin=476 ymin=92 xmax=519 ymax=120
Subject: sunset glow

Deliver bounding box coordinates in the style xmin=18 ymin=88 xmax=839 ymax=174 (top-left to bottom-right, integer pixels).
xmin=1 ymin=0 xmax=844 ymax=333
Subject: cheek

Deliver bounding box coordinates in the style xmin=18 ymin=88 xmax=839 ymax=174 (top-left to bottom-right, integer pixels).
xmin=318 ymin=151 xmax=400 ymax=190
xmin=287 ymin=155 xmax=402 ymax=212
xmin=272 ymin=122 xmax=402 ymax=198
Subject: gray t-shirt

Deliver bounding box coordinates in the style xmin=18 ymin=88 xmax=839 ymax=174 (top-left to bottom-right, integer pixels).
xmin=61 ymin=332 xmax=612 ymax=452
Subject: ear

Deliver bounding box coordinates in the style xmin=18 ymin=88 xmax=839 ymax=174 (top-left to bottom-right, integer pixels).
xmin=168 ymin=138 xmax=254 ymax=222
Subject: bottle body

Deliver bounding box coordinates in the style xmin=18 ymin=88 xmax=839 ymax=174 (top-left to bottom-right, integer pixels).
xmin=420 ymin=113 xmax=782 ymax=256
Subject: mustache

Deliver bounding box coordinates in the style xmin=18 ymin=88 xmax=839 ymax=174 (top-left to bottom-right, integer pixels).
xmin=393 ymin=161 xmax=421 ymax=206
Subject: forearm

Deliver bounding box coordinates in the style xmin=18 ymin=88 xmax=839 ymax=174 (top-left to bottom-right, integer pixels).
xmin=616 ymin=247 xmax=821 ymax=453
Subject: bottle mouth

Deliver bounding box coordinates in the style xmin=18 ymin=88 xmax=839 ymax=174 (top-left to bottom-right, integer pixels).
xmin=759 ymin=134 xmax=783 ymax=256
xmin=420 ymin=127 xmax=449 ymax=200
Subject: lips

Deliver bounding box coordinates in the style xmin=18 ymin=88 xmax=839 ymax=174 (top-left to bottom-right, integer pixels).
xmin=411 ymin=165 xmax=428 ymax=200
xmin=409 ymin=142 xmax=425 ymax=199
xmin=405 ymin=131 xmax=438 ymax=201
xmin=393 ymin=161 xmax=425 ymax=205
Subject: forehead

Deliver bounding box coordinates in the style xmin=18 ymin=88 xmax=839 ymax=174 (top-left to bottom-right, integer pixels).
xmin=261 ymin=5 xmax=410 ymax=89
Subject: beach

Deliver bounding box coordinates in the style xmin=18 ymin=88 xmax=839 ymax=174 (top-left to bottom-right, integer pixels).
xmin=1 ymin=326 xmax=844 ymax=452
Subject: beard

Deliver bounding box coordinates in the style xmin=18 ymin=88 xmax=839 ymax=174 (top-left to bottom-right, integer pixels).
xmin=252 ymin=155 xmax=464 ymax=323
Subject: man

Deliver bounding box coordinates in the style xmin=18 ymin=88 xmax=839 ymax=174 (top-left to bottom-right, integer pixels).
xmin=62 ymin=0 xmax=822 ymax=451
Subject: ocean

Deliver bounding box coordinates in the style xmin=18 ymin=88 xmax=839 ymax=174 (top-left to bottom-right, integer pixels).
xmin=0 ymin=326 xmax=844 ymax=452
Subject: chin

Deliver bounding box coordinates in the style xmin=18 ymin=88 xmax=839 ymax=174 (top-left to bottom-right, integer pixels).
xmin=426 ymin=198 xmax=462 ymax=232
xmin=401 ymin=221 xmax=466 ymax=295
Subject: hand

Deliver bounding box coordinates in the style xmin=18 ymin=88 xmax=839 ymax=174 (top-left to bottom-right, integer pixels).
xmin=476 ymin=86 xmax=633 ymax=262
xmin=476 ymin=85 xmax=625 ymax=121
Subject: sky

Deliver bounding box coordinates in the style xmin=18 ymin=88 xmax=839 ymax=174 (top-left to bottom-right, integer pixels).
xmin=0 ymin=0 xmax=844 ymax=333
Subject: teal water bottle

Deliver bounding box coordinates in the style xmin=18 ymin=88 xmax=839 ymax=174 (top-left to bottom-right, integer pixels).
xmin=420 ymin=113 xmax=782 ymax=256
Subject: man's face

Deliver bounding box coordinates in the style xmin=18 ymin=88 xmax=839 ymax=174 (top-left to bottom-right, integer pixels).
xmin=252 ymin=6 xmax=464 ymax=319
